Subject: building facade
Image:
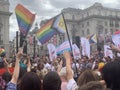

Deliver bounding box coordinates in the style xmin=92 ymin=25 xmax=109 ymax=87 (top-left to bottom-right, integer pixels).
xmin=12 ymin=23 xmax=42 ymax=57
xmin=37 ymin=2 xmax=120 ymax=55
xmin=62 ymin=2 xmax=120 ymax=50
xmin=0 ymin=0 xmax=12 ymax=57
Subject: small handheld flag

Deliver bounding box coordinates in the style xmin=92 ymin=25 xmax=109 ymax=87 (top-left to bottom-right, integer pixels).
xmin=0 ymin=48 xmax=6 ymax=57
xmin=89 ymin=34 xmax=97 ymax=44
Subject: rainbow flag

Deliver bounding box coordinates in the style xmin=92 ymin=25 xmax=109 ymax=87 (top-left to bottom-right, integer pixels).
xmin=0 ymin=48 xmax=5 ymax=57
xmin=36 ymin=19 xmax=57 ymax=44
xmin=53 ymin=14 xmax=66 ymax=34
xmin=15 ymin=4 xmax=35 ymax=35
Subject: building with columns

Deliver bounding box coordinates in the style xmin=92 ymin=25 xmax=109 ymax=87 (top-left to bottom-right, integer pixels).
xmin=62 ymin=2 xmax=120 ymax=50
xmin=0 ymin=0 xmax=12 ymax=57
xmin=40 ymin=2 xmax=120 ymax=52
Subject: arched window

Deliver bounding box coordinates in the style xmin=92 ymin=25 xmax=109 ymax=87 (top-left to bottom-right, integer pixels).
xmin=105 ymin=29 xmax=108 ymax=34
xmin=82 ymin=30 xmax=84 ymax=35
xmin=72 ymin=15 xmax=75 ymax=20
xmin=110 ymin=29 xmax=113 ymax=34
xmin=87 ymin=29 xmax=90 ymax=35
xmin=87 ymin=22 xmax=89 ymax=26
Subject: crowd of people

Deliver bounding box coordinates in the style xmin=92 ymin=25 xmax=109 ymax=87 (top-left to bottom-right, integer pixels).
xmin=0 ymin=44 xmax=120 ymax=90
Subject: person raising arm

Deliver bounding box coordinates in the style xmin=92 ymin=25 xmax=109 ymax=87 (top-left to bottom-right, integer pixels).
xmin=6 ymin=48 xmax=23 ymax=90
xmin=63 ymin=51 xmax=78 ymax=90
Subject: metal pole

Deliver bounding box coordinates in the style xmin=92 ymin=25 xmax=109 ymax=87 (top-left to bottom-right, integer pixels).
xmin=61 ymin=13 xmax=73 ymax=52
xmin=33 ymin=36 xmax=36 ymax=58
xmin=61 ymin=13 xmax=79 ymax=78
xmin=16 ymin=31 xmax=18 ymax=53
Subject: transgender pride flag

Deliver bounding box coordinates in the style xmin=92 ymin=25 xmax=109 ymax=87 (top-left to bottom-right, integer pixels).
xmin=56 ymin=40 xmax=72 ymax=54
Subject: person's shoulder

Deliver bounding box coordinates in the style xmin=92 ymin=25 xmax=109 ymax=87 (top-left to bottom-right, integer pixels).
xmin=67 ymin=79 xmax=78 ymax=90
xmin=6 ymin=82 xmax=17 ymax=90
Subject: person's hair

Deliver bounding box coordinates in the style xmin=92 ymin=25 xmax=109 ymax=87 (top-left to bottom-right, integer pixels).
xmin=18 ymin=67 xmax=27 ymax=80
xmin=37 ymin=63 xmax=44 ymax=71
xmin=19 ymin=72 xmax=42 ymax=90
xmin=102 ymin=60 xmax=120 ymax=90
xmin=2 ymin=72 xmax=12 ymax=83
xmin=78 ymin=81 xmax=106 ymax=90
xmin=43 ymin=71 xmax=61 ymax=90
xmin=77 ymin=69 xmax=99 ymax=87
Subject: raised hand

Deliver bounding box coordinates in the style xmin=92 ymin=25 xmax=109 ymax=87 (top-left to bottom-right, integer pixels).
xmin=16 ymin=48 xmax=23 ymax=60
xmin=63 ymin=51 xmax=73 ymax=80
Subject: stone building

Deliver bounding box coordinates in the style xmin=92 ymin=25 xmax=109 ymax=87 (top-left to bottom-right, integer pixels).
xmin=38 ymin=2 xmax=120 ymax=55
xmin=12 ymin=23 xmax=42 ymax=57
xmin=0 ymin=0 xmax=12 ymax=57
xmin=62 ymin=2 xmax=120 ymax=50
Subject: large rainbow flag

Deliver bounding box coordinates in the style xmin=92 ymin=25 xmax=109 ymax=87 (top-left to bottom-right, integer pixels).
xmin=36 ymin=14 xmax=66 ymax=44
xmin=36 ymin=19 xmax=57 ymax=44
xmin=53 ymin=14 xmax=66 ymax=34
xmin=15 ymin=4 xmax=35 ymax=35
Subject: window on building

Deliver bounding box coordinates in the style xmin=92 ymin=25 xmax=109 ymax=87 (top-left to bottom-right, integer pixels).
xmin=105 ymin=21 xmax=107 ymax=26
xmin=110 ymin=20 xmax=114 ymax=27
xmin=110 ymin=29 xmax=113 ymax=34
xmin=72 ymin=15 xmax=75 ymax=20
xmin=0 ymin=27 xmax=1 ymax=35
xmin=98 ymin=29 xmax=103 ymax=35
xmin=105 ymin=29 xmax=108 ymax=34
xmin=82 ymin=14 xmax=83 ymax=18
xmin=98 ymin=9 xmax=101 ymax=15
xmin=115 ymin=21 xmax=119 ymax=27
xmin=82 ymin=23 xmax=84 ymax=28
xmin=87 ymin=22 xmax=89 ymax=26
xmin=82 ymin=30 xmax=84 ymax=35
xmin=72 ymin=24 xmax=75 ymax=29
xmin=0 ymin=35 xmax=1 ymax=45
xmin=0 ymin=36 xmax=2 ymax=45
xmin=87 ymin=29 xmax=90 ymax=35
xmin=87 ymin=12 xmax=89 ymax=16
xmin=1 ymin=40 xmax=3 ymax=44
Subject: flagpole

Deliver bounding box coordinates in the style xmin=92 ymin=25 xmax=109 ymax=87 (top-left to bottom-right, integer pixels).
xmin=61 ymin=13 xmax=73 ymax=52
xmin=61 ymin=13 xmax=79 ymax=77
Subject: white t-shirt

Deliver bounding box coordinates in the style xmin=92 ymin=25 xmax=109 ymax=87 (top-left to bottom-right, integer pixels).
xmin=67 ymin=79 xmax=78 ymax=90
xmin=45 ymin=63 xmax=51 ymax=70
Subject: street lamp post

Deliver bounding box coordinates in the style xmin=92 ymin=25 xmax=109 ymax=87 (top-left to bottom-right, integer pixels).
xmin=33 ymin=35 xmax=36 ymax=58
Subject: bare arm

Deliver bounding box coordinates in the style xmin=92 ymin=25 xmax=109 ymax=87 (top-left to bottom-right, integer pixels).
xmin=3 ymin=57 xmax=10 ymax=73
xmin=110 ymin=44 xmax=120 ymax=52
xmin=10 ymin=48 xmax=23 ymax=84
xmin=57 ymin=60 xmax=63 ymax=74
xmin=63 ymin=51 xmax=73 ymax=80
xmin=27 ymin=55 xmax=31 ymax=72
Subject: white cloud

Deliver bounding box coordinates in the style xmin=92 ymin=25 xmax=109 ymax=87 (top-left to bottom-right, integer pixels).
xmin=9 ymin=0 xmax=120 ymax=40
